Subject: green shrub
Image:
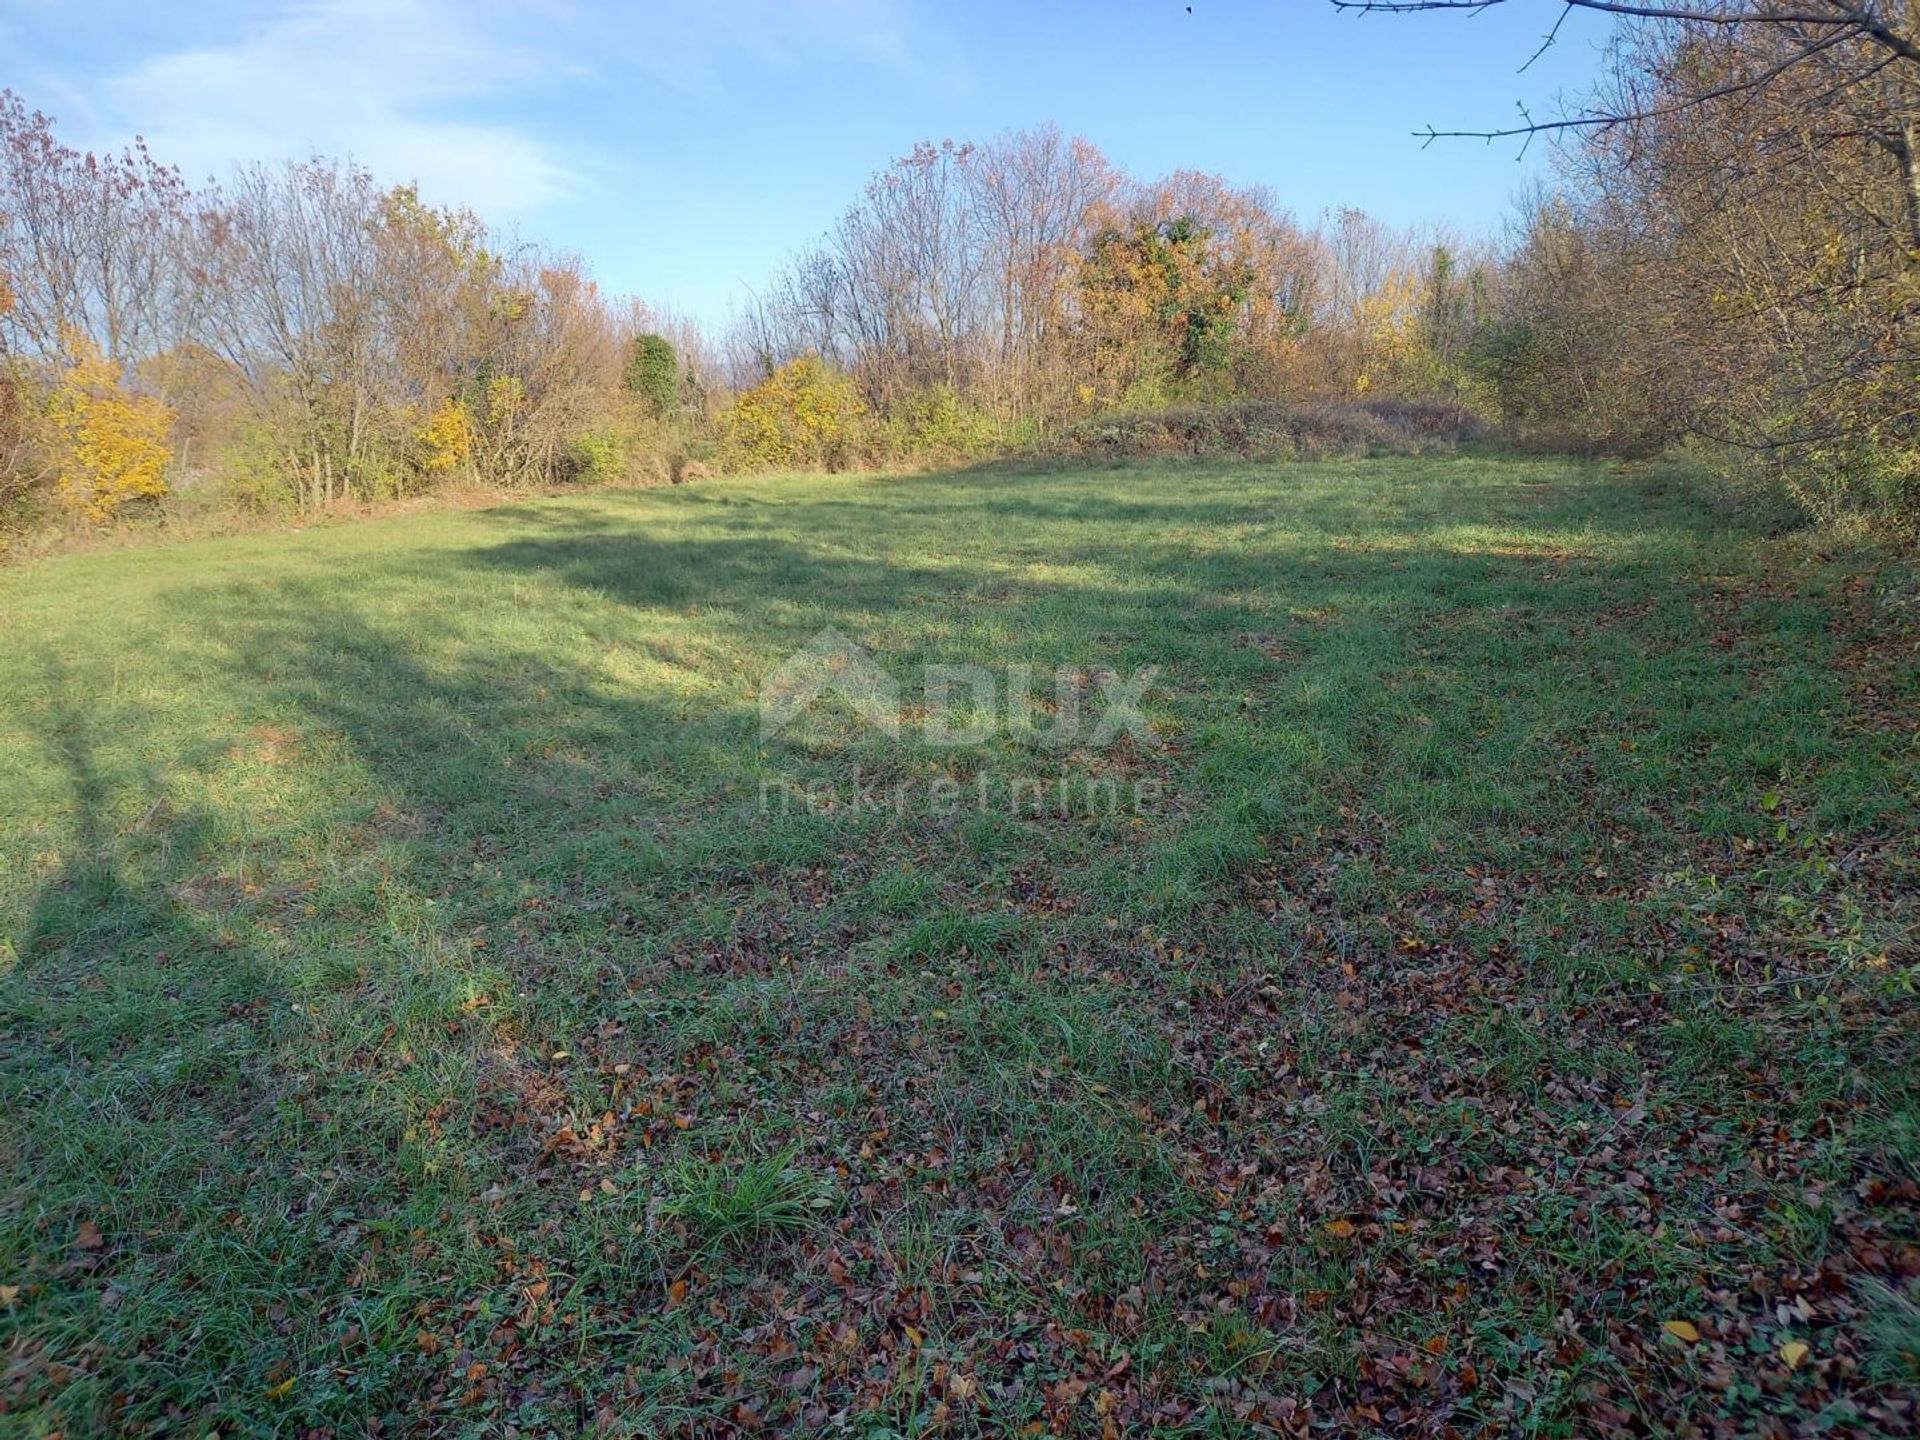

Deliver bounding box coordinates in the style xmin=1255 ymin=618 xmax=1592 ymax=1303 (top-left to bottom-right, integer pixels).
xmin=1770 ymin=438 xmax=1920 ymax=538
xmin=880 ymin=385 xmax=998 ymax=462
xmin=561 ymin=425 xmax=628 ymax=486
xmin=624 ymin=334 xmax=680 ymax=418
xmin=206 ymin=419 xmax=300 ymax=515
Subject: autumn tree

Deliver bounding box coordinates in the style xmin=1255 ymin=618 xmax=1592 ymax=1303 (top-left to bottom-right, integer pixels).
xmin=970 ymin=125 xmax=1117 ymax=418
xmin=0 ymin=269 xmax=34 ymax=519
xmin=1076 ymin=214 xmax=1252 ymax=404
xmin=0 ymin=90 xmax=201 ymax=364
xmin=1477 ymin=192 xmax=1685 ymax=451
xmin=737 ymin=130 xmax=1118 ymax=422
xmin=1583 ymin=9 xmax=1920 ymax=518
xmin=186 ymin=162 xmax=626 ymax=507
xmin=194 ymin=161 xmax=387 ymax=508
xmin=468 ymin=259 xmax=624 ymax=486
xmin=43 ymin=330 xmax=172 ymax=520
xmin=1347 ymin=0 xmax=1920 ymax=523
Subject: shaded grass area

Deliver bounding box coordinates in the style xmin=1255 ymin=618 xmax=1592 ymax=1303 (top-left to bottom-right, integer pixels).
xmin=0 ymin=454 xmax=1915 ymax=1436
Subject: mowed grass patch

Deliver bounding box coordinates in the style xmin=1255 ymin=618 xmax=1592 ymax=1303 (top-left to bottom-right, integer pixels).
xmin=0 ymin=454 xmax=1915 ymax=1435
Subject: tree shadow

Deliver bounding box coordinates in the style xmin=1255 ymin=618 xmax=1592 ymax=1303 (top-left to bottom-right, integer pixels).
xmin=475 ymin=527 xmax=963 ymax=617
xmin=3 ymin=453 xmax=1900 ymax=1434
xmin=2 ymin=651 xmax=305 ymax=1428
xmin=0 ymin=577 xmax=795 ymax=1431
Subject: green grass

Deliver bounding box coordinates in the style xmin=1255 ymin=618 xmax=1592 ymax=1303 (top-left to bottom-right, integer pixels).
xmin=0 ymin=453 xmax=1915 ymax=1435
xmin=657 ymin=1149 xmax=829 ymax=1253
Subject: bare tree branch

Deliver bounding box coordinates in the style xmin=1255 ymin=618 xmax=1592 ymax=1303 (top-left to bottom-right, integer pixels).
xmin=1335 ymin=1 xmax=1916 ymax=151
xmin=1412 ymin=20 xmax=1863 ymax=146
xmin=1333 ymin=1 xmax=1920 ymax=67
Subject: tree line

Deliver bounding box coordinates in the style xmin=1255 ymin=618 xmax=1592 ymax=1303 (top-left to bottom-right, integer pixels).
xmin=1367 ymin=0 xmax=1919 ymax=528
xmin=723 ymin=129 xmax=1494 ymax=463
xmin=5 ymin=0 xmax=1917 ymax=544
xmin=0 ymin=92 xmax=1506 ymax=539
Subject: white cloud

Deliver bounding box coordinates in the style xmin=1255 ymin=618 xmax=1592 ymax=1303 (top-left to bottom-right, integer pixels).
xmin=42 ymin=0 xmax=954 ymax=220
xmin=614 ymin=0 xmax=922 ymax=89
xmin=102 ymin=0 xmax=580 ymax=212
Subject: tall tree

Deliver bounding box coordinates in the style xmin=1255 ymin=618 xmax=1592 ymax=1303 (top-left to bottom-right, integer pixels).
xmin=0 ymin=90 xmax=201 ymax=364
xmin=1350 ymin=1 xmax=1920 ymax=518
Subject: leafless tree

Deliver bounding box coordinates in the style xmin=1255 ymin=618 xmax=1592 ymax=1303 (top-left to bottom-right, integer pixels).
xmin=971 ymin=126 xmax=1118 ymax=417
xmin=0 ymin=89 xmax=203 ymax=365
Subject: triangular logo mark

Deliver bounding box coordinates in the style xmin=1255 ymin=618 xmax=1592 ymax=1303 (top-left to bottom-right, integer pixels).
xmin=759 ymin=628 xmax=900 ymax=738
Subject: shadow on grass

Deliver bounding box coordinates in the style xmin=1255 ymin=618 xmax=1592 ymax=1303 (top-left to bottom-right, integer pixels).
xmin=2 ymin=453 xmax=1912 ymax=1434
xmin=0 ymin=582 xmax=786 ymax=1431
xmin=475 ymin=527 xmax=965 ymax=616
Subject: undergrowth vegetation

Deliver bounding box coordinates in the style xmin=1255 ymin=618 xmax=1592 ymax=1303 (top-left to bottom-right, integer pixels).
xmin=1048 ymin=397 xmax=1486 ymax=463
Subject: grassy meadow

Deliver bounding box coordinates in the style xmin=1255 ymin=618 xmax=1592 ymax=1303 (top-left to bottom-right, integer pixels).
xmin=0 ymin=454 xmax=1916 ymax=1436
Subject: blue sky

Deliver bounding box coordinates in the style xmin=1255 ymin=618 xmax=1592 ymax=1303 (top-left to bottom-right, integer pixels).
xmin=2 ymin=0 xmax=1617 ymax=327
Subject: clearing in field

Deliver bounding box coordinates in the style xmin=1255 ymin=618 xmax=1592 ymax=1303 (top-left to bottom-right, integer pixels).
xmin=1 ymin=454 xmax=1916 ymax=1435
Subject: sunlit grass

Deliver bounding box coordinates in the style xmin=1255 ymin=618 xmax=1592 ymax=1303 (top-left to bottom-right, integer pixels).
xmin=0 ymin=453 xmax=1913 ymax=1435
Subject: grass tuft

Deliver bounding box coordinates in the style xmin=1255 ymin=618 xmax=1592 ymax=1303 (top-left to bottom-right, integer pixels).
xmin=657 ymin=1150 xmax=830 ymax=1252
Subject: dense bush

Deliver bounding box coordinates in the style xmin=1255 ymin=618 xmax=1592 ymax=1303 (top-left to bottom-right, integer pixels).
xmin=561 ymin=426 xmax=630 ymax=486
xmin=40 ymin=334 xmax=174 ymax=522
xmin=1050 ymin=397 xmax=1486 ymax=463
xmin=624 ymin=334 xmax=680 ymax=418
xmin=1458 ymin=16 xmax=1920 ymax=534
xmin=718 ymin=356 xmax=869 ymax=471
xmin=1754 ymin=440 xmax=1920 ymax=539
xmin=877 ymin=386 xmax=1000 ymax=463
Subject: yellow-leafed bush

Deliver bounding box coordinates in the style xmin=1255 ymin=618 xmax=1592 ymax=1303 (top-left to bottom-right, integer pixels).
xmin=45 ymin=332 xmax=173 ymax=522
xmin=484 ymin=376 xmax=525 ymax=427
xmin=719 ymin=356 xmax=867 ymax=471
xmin=418 ymin=398 xmax=474 ymax=474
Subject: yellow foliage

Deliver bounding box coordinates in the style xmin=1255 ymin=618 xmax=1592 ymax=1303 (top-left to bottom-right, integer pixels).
xmin=380 ymin=185 xmax=495 ymax=283
xmin=419 ymin=398 xmax=474 ymax=473
xmin=1350 ymin=270 xmax=1425 ymax=394
xmin=46 ymin=331 xmax=173 ymax=522
xmin=720 ymin=356 xmax=866 ymax=469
